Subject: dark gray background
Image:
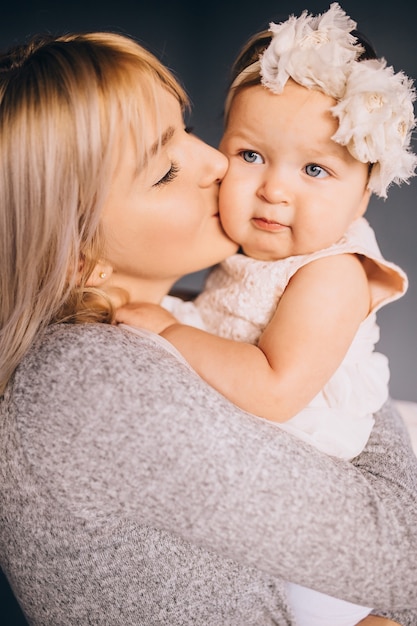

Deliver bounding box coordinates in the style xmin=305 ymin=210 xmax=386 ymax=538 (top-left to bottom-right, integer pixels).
xmin=1 ymin=0 xmax=416 ymax=401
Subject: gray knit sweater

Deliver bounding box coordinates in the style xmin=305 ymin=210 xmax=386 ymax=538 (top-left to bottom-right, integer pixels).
xmin=1 ymin=323 xmax=416 ymax=625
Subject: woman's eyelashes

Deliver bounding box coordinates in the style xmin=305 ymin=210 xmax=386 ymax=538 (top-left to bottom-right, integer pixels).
xmin=153 ymin=162 xmax=180 ymax=187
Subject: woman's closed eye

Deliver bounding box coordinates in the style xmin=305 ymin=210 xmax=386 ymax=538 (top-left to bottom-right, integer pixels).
xmin=304 ymin=163 xmax=329 ymax=178
xmin=153 ymin=162 xmax=180 ymax=187
xmin=240 ymin=150 xmax=264 ymax=164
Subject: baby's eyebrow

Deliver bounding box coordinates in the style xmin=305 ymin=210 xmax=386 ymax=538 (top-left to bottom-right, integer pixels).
xmin=308 ymin=139 xmax=348 ymax=158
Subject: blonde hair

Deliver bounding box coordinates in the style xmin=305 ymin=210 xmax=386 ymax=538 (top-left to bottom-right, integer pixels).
xmin=0 ymin=31 xmax=188 ymax=395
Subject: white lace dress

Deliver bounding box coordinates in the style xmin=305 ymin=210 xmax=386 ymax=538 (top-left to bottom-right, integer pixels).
xmin=164 ymin=218 xmax=407 ymax=460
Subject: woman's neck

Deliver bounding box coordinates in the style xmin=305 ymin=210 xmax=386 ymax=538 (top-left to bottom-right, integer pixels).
xmin=107 ymin=275 xmax=176 ymax=306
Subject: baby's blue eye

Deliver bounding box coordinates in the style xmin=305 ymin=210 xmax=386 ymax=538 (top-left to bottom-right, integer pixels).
xmin=305 ymin=163 xmax=328 ymax=178
xmin=241 ymin=150 xmax=263 ymax=164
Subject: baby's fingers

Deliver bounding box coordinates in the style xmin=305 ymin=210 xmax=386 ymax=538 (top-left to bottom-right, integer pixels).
xmin=115 ymin=302 xmax=178 ymax=334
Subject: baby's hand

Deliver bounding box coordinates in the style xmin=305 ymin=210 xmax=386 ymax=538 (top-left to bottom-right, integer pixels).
xmin=115 ymin=302 xmax=178 ymax=334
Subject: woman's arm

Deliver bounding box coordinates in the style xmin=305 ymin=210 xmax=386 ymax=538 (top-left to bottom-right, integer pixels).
xmin=21 ymin=324 xmax=417 ymax=615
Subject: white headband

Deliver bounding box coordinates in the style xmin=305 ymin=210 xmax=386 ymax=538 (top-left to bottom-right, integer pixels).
xmin=230 ymin=3 xmax=417 ymax=198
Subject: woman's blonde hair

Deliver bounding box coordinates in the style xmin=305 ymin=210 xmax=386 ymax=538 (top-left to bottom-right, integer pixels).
xmin=0 ymin=31 xmax=188 ymax=395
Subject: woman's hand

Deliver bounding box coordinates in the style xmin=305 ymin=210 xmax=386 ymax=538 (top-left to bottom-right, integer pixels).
xmin=115 ymin=302 xmax=178 ymax=334
xmin=357 ymin=617 xmax=402 ymax=625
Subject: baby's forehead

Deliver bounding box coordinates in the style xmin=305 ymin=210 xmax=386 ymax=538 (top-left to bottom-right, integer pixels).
xmin=227 ymin=87 xmax=361 ymax=162
xmin=229 ymin=81 xmax=339 ymax=133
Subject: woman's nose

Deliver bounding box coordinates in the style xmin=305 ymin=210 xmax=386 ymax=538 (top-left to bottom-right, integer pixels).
xmin=199 ymin=141 xmax=228 ymax=187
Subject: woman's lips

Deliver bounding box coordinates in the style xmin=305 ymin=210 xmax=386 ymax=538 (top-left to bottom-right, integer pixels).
xmin=251 ymin=217 xmax=287 ymax=232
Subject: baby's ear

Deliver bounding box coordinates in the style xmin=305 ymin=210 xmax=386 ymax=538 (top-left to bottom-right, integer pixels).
xmin=356 ymin=187 xmax=372 ymax=219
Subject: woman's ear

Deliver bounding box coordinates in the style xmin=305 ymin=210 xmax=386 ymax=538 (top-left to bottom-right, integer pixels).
xmin=84 ymin=261 xmax=114 ymax=287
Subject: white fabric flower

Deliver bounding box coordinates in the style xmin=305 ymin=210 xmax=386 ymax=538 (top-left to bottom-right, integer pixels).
xmin=331 ymin=59 xmax=417 ymax=197
xmin=261 ymin=3 xmax=360 ymax=98
xmin=258 ymin=2 xmax=417 ymax=197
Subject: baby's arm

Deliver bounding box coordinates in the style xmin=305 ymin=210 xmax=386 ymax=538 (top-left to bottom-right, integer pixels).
xmin=118 ymin=254 xmax=370 ymax=422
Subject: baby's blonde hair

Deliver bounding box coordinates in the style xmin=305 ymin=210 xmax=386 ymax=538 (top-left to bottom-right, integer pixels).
xmin=0 ymin=31 xmax=188 ymax=395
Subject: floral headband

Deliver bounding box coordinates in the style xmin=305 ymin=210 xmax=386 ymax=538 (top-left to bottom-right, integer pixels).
xmin=230 ymin=3 xmax=417 ymax=198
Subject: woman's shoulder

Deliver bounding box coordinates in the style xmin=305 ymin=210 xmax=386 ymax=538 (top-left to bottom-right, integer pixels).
xmin=39 ymin=322 xmax=193 ymax=371
xmin=6 ymin=323 xmax=199 ymax=475
xmin=43 ymin=321 xmax=139 ymax=348
xmin=38 ymin=322 xmax=161 ymax=364
xmin=13 ymin=322 xmax=183 ymax=404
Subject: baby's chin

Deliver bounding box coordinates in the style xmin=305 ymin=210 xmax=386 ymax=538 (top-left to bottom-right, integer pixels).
xmin=240 ymin=246 xmax=285 ymax=262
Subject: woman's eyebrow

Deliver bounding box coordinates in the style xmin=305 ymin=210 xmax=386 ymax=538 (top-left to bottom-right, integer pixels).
xmin=150 ymin=126 xmax=175 ymax=157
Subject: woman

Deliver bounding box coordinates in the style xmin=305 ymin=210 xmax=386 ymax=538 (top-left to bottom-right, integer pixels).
xmin=0 ymin=32 xmax=415 ymax=625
